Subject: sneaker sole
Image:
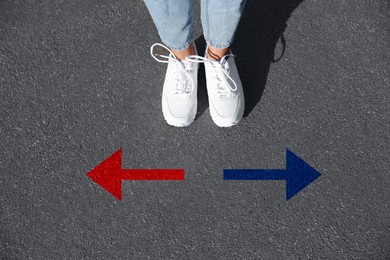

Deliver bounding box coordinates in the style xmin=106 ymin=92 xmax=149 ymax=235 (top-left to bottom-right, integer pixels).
xmin=210 ymin=108 xmax=244 ymax=127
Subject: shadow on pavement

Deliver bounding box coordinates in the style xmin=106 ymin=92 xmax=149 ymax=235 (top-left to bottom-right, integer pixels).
xmin=234 ymin=0 xmax=304 ymax=117
xmin=194 ymin=0 xmax=303 ymax=120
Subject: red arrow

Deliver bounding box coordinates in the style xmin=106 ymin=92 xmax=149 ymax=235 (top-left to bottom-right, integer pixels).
xmin=87 ymin=149 xmax=184 ymax=201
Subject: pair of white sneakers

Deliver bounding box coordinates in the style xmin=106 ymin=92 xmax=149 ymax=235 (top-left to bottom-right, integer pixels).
xmin=150 ymin=43 xmax=245 ymax=127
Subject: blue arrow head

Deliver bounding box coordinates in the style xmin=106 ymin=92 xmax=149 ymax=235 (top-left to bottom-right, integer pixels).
xmin=285 ymin=149 xmax=321 ymax=201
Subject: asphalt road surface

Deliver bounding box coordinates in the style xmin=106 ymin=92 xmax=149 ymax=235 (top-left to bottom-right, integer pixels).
xmin=1 ymin=0 xmax=389 ymax=259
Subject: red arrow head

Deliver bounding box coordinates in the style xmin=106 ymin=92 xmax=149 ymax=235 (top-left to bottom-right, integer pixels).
xmin=87 ymin=149 xmax=123 ymax=201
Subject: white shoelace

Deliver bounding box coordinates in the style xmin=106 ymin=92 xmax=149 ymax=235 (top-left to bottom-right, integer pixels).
xmin=185 ymin=54 xmax=238 ymax=97
xmin=150 ymin=43 xmax=194 ymax=95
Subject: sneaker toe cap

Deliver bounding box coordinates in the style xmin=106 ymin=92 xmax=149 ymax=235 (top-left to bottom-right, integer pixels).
xmin=210 ymin=94 xmax=244 ymax=127
xmin=210 ymin=94 xmax=243 ymax=118
xmin=162 ymin=95 xmax=197 ymax=126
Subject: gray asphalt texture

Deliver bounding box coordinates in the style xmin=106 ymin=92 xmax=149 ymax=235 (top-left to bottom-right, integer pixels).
xmin=1 ymin=0 xmax=389 ymax=259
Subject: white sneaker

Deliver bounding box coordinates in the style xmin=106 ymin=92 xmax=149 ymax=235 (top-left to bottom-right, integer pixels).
xmin=150 ymin=43 xmax=198 ymax=127
xmin=186 ymin=48 xmax=245 ymax=127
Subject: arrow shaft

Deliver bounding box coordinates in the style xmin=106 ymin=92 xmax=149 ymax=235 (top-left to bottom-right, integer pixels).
xmin=121 ymin=169 xmax=184 ymax=180
xmin=224 ymin=169 xmax=286 ymax=180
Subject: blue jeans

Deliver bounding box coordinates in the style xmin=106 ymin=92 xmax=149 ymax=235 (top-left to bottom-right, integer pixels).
xmin=143 ymin=0 xmax=247 ymax=50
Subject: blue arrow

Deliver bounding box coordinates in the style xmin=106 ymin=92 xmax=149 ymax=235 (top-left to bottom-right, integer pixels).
xmin=224 ymin=149 xmax=321 ymax=201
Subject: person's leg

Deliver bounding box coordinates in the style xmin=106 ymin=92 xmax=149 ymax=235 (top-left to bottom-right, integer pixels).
xmin=200 ymin=0 xmax=247 ymax=60
xmin=144 ymin=0 xmax=199 ymax=127
xmin=143 ymin=0 xmax=196 ymax=59
xmin=198 ymin=0 xmax=247 ymax=127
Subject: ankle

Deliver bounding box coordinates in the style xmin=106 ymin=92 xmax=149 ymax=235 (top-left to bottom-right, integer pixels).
xmin=207 ymin=46 xmax=230 ymax=61
xmin=171 ymin=44 xmax=196 ymax=60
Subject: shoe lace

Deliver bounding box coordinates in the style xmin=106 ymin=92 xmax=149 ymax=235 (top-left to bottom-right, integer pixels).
xmin=150 ymin=43 xmax=194 ymax=95
xmin=185 ymin=54 xmax=238 ymax=97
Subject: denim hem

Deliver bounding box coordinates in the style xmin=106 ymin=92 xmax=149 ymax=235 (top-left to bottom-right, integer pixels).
xmin=162 ymin=38 xmax=194 ymax=51
xmin=205 ymin=39 xmax=232 ymax=49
